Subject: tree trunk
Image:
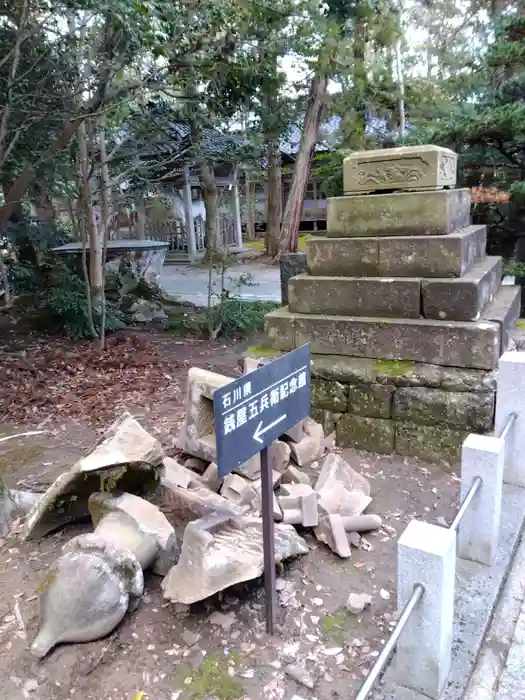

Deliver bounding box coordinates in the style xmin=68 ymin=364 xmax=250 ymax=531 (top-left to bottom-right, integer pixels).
xmin=278 ymin=73 xmax=328 ymax=255
xmin=266 ymin=138 xmax=282 ymax=258
xmin=98 ymin=119 xmax=112 ymax=349
xmin=353 ymin=19 xmax=367 ymax=150
xmin=244 ymin=173 xmax=256 ymax=241
xmin=200 ymin=162 xmax=219 ymax=257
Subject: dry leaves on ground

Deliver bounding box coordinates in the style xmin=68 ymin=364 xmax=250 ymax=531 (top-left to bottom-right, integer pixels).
xmin=0 ymin=334 xmax=183 ymax=426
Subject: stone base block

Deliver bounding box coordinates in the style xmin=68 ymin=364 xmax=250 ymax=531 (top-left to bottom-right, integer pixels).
xmin=395 ymin=422 xmax=469 ymax=467
xmin=288 ymin=274 xmax=421 ymax=318
xmin=264 ymin=309 xmax=501 ymax=370
xmin=326 ymin=188 xmax=471 ymax=237
xmin=422 ymin=257 xmax=502 ymax=321
xmin=307 ymin=225 xmax=487 ymax=278
xmin=343 ymin=145 xmax=457 ymax=195
xmin=482 ymin=285 xmax=521 ymax=351
xmin=336 ymin=414 xmax=395 ymax=454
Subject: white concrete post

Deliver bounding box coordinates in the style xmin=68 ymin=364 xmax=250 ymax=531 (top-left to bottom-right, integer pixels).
xmin=458 ymin=434 xmax=504 ymax=565
xmin=182 ymin=165 xmax=197 ymax=260
xmin=396 ymin=520 xmax=456 ymax=699
xmin=232 ymin=166 xmax=243 ymax=249
xmin=494 ymin=351 xmax=525 ymax=487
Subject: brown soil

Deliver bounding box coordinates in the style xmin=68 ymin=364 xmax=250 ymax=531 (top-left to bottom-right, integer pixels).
xmin=0 ymin=331 xmax=460 ymax=700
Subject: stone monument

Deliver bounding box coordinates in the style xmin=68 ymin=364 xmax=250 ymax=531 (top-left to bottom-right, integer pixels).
xmin=251 ymin=145 xmax=520 ymax=464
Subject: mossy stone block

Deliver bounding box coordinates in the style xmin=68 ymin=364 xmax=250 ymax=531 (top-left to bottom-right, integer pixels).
xmin=336 ymin=414 xmax=394 ymax=454
xmin=311 ymin=378 xmax=348 ymax=412
xmin=395 ymin=421 xmax=466 ymax=467
xmin=393 ymin=387 xmax=494 ymax=431
xmin=347 ymin=383 xmax=394 ymax=419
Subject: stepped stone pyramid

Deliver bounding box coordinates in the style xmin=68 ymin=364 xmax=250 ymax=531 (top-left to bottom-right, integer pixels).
xmin=257 ymin=145 xmax=522 ymax=464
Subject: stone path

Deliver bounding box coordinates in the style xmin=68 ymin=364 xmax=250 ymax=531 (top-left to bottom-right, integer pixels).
xmin=463 ymin=527 xmax=525 ymax=700
xmin=160 ymin=261 xmax=281 ymax=306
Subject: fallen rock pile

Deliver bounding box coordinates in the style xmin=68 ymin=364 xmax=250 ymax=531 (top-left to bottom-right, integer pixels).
xmin=1 ymin=367 xmax=382 ymax=659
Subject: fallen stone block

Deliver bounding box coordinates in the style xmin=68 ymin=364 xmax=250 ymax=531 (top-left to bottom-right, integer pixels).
xmin=301 ymin=492 xmax=319 ymax=527
xmin=1 ymin=488 xmax=41 ymax=536
xmin=315 ymin=453 xmax=371 ymax=517
xmin=340 ymin=514 xmax=382 ymax=532
xmin=283 ymin=420 xmax=305 ymax=442
xmin=233 ymin=453 xmax=261 ymax=480
xmin=89 ymin=491 xmax=179 ymax=576
xmin=184 ymin=456 xmax=210 ymax=474
xmin=282 ymin=508 xmax=302 ymax=525
xmin=155 ymin=480 xmax=246 ymax=528
xmin=177 ymin=367 xmax=234 ymax=462
xmin=23 ymin=413 xmax=163 ymax=540
xmin=303 ymin=417 xmax=324 ymax=441
xmin=221 ymin=473 xmax=258 ymax=507
xmin=92 ymin=510 xmax=158 ymax=569
xmin=289 ymin=435 xmax=324 ymax=467
xmin=31 ymin=534 xmax=143 ymax=658
xmin=162 ymin=456 xmax=196 ymax=489
xmin=199 ymin=462 xmax=221 ymax=492
xmin=282 ymin=465 xmax=312 ymax=487
xmin=315 ymin=514 xmax=351 ymax=558
xmin=161 ymin=512 xmax=308 ymax=604
xmin=280 ymin=483 xmax=314 ymax=499
xmin=269 ymin=440 xmax=292 ymax=474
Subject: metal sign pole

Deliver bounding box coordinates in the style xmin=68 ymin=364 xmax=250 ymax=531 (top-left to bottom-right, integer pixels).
xmin=260 ymin=445 xmax=276 ymax=635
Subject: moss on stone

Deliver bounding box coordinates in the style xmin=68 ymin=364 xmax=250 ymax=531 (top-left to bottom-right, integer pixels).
xmin=245 ymin=345 xmax=282 ymax=358
xmin=36 ymin=567 xmax=57 ymax=597
xmin=99 ymin=466 xmax=128 ymax=493
xmin=322 ymin=610 xmax=346 ymax=642
xmin=516 ymin=320 xmax=525 ymax=329
xmin=373 ymin=359 xmax=415 ymax=377
xmin=173 ymin=651 xmax=244 ymax=700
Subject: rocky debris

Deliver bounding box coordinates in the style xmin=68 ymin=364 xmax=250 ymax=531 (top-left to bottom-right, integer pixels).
xmin=89 ymin=491 xmax=180 ymax=575
xmin=341 ymin=514 xmax=383 ymax=532
xmin=155 ymin=479 xmax=246 ymax=527
xmin=129 ymin=298 xmax=167 ymax=324
xmin=284 ymin=663 xmax=316 ymax=689
xmin=280 ymin=483 xmax=314 ymax=498
xmin=301 ymin=492 xmax=319 ymax=527
xmin=348 ymin=531 xmax=361 ymax=547
xmin=221 ymin=473 xmax=258 ymax=507
xmin=161 ymin=511 xmax=308 ymax=604
xmin=23 ymin=413 xmax=163 ymax=540
xmin=181 ymin=629 xmax=200 ymax=646
xmin=284 ymin=420 xmax=305 ymax=442
xmin=278 ymin=487 xmax=319 ymax=528
xmin=31 ymin=534 xmax=143 ymax=658
xmin=282 ymin=465 xmax=312 ymax=486
xmin=183 ymin=456 xmax=209 ymax=474
xmin=290 ymin=435 xmax=325 ymax=467
xmin=177 ymin=367 xmax=234 ymax=462
xmin=162 ymin=456 xmax=196 ymax=489
xmin=199 ymin=462 xmax=221 ymax=492
xmin=269 ymin=440 xmax=292 ymax=474
xmin=303 ymin=416 xmax=324 ymax=441
xmin=233 ymin=454 xmax=261 ymax=480
xmin=346 ymin=592 xmax=373 ymax=615
xmin=0 ymin=488 xmax=41 ymax=536
xmin=315 ymin=514 xmax=352 ymax=558
xmin=314 ymin=453 xmax=372 ymax=518
xmin=208 ymin=611 xmax=237 ymax=629
xmin=91 ymin=510 xmax=158 ymax=570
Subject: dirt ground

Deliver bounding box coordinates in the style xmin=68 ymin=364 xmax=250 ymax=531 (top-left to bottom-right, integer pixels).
xmin=0 ymin=330 xmax=461 ymax=700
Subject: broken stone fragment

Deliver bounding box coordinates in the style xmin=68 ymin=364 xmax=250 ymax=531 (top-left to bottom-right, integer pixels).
xmin=269 ymin=440 xmax=292 ymax=474
xmin=23 ymin=413 xmax=163 ymax=540
xmin=314 ymin=453 xmax=371 ymax=517
xmin=283 ymin=420 xmax=305 ymax=443
xmin=341 ymin=514 xmax=382 ymax=532
xmin=301 ymin=492 xmax=319 ymax=527
xmin=162 ymin=456 xmax=196 ymax=489
xmin=280 ymin=483 xmax=314 ymax=499
xmin=348 ymin=531 xmax=361 ymax=548
xmin=315 ymin=514 xmax=351 ymax=558
xmin=0 ymin=488 xmax=41 ymax=536
xmin=89 ymin=492 xmax=180 ymax=576
xmin=289 ymin=436 xmax=324 ymax=467
xmin=199 ymin=462 xmax=221 ymax=492
xmin=282 ymin=508 xmax=302 ymax=525
xmin=346 ymin=592 xmax=372 ymax=615
xmin=233 ymin=453 xmax=261 ymax=480
xmin=282 ymin=465 xmax=312 ymax=487
xmin=284 ymin=663 xmax=316 ymax=689
xmin=184 ymin=456 xmax=210 ymax=474
xmin=154 ymin=479 xmax=246 ymax=529
xmin=303 ymin=417 xmax=325 ymax=441
xmin=31 ymin=534 xmax=143 ymax=658
xmin=221 ymin=473 xmax=258 ymax=507
xmin=93 ymin=510 xmax=158 ymax=569
xmin=162 ymin=511 xmax=308 ymax=604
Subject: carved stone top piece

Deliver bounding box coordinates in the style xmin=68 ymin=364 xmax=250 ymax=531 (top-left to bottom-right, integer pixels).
xmin=343 ymin=145 xmax=457 ymax=195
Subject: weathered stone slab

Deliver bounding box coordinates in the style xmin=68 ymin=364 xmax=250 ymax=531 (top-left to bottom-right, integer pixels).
xmin=422 ymin=257 xmax=502 ymax=321
xmin=264 ymin=307 xmax=297 ymax=351
xmin=306 ymin=226 xmax=486 ymax=278
xmin=393 ymin=387 xmax=495 ymax=432
xmin=343 ymin=145 xmax=457 ymax=195
xmin=336 ymin=414 xmax=395 ymax=454
xmin=288 ymin=274 xmax=421 ymax=318
xmin=482 ymin=285 xmax=521 ymax=351
xmin=311 ymin=377 xmax=348 ymax=412
xmin=395 ymin=421 xmax=467 ymax=466
xmin=161 ymin=512 xmax=308 ymax=604
xmin=379 ymin=225 xmax=487 ymax=278
xmin=89 ymin=491 xmax=179 ymax=576
xmin=314 ymin=452 xmax=371 ymax=516
xmin=269 ymin=311 xmax=502 ymax=370
xmin=307 ymin=236 xmax=379 ymax=276
xmin=327 ymin=189 xmax=471 ymax=238
xmin=280 ymin=252 xmax=307 ymax=305
xmin=347 ymin=383 xmax=394 ymax=418
xmin=24 ymin=414 xmax=163 ymax=540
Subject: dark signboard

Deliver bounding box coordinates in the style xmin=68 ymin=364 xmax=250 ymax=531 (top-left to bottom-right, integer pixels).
xmin=213 ymin=344 xmax=311 ymax=478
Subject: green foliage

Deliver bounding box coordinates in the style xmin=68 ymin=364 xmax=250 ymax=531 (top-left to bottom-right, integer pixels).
xmin=167 ymin=298 xmax=279 ymax=338
xmin=174 ymin=651 xmax=244 ymax=700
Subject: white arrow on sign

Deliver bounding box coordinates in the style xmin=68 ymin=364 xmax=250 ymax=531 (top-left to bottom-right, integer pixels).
xmin=253 ymin=414 xmax=287 ymax=444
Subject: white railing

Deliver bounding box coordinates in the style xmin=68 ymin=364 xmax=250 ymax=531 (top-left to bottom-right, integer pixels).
xmin=355 ymin=351 xmax=525 ymax=700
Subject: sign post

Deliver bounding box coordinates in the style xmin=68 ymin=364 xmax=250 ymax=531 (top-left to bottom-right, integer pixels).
xmin=213 ymin=344 xmax=311 ymax=634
